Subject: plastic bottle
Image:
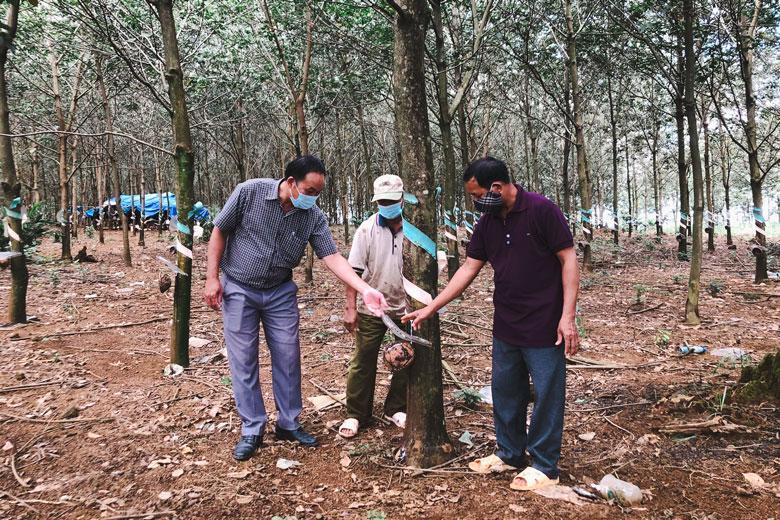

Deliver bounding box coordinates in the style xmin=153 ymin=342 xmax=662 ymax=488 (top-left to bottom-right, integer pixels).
xmin=591 ymin=474 xmax=643 ymax=506
xmin=678 ymin=345 xmax=707 ymax=355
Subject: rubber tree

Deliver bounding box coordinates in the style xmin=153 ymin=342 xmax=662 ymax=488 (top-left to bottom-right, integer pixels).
xmin=95 ymin=53 xmax=132 ymax=266
xmin=0 ymin=0 xmax=28 ymax=325
xmin=564 ymin=0 xmax=593 ymax=271
xmin=388 ymin=0 xmax=454 ymax=468
xmin=683 ymin=0 xmax=704 ymax=325
xmin=712 ymin=0 xmax=770 ymax=282
xmin=430 ymin=0 xmax=493 ymax=280
xmin=155 ymin=0 xmax=195 ymax=367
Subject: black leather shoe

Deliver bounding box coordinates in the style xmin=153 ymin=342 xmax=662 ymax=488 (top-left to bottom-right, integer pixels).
xmin=232 ymin=434 xmax=263 ymax=461
xmin=275 ymin=426 xmax=318 ymax=447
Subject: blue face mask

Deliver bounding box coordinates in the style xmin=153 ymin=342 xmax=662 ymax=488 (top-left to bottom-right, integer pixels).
xmin=378 ymin=201 xmax=403 ymax=220
xmin=291 ymin=182 xmax=318 ymax=210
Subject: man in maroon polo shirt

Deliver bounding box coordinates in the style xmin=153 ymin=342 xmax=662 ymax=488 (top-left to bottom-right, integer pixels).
xmin=403 ymin=156 xmax=580 ymax=491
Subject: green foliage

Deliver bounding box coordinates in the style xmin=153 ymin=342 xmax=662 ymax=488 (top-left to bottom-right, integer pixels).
xmin=0 ymin=202 xmax=49 ymax=255
xmin=576 ymin=314 xmax=587 ymax=339
xmin=633 ymin=284 xmax=647 ymax=305
xmin=655 ymin=329 xmax=671 ymax=347
xmin=707 ymin=280 xmax=725 ymax=297
xmin=672 ymin=274 xmax=685 ymax=285
xmin=366 ymin=511 xmax=387 ymax=520
xmin=453 ymin=387 xmax=482 ymax=407
xmin=85 ymin=225 xmax=94 ymax=239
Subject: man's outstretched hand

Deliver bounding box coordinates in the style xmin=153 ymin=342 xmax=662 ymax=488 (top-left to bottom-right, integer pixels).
xmin=361 ymin=287 xmax=388 ymax=317
xmin=401 ymin=305 xmax=435 ymax=330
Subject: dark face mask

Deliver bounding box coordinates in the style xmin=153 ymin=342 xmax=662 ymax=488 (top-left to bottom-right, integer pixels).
xmin=473 ymin=191 xmax=503 ymax=214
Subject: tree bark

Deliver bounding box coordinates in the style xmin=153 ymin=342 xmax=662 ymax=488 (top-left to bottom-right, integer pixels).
xmin=607 ymin=68 xmax=619 ymax=244
xmin=675 ymin=32 xmax=690 ymax=260
xmin=96 ymin=54 xmax=131 ymax=266
xmin=565 ymin=0 xmax=593 ymax=270
xmin=701 ymin=97 xmax=715 ymax=252
xmin=138 ymin=148 xmax=146 ymax=247
xmin=391 ymin=0 xmax=453 ymax=469
xmin=431 ymin=0 xmax=460 ymax=279
xmin=0 ymin=0 xmax=27 ymax=324
xmin=719 ymin=121 xmax=733 ymax=246
xmin=157 ymin=0 xmax=196 ymax=367
xmin=683 ymin=0 xmax=704 ymax=325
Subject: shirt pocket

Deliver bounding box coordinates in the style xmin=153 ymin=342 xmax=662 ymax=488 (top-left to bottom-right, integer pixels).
xmin=274 ymin=231 xmax=308 ymax=267
xmin=525 ymin=232 xmax=551 ymax=257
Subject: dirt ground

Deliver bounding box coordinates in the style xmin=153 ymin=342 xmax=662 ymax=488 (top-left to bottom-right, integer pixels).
xmin=1 ymin=227 xmax=779 ymax=520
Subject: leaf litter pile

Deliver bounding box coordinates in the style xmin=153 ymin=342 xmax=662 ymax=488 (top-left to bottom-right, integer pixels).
xmin=1 ymin=231 xmax=779 ymax=519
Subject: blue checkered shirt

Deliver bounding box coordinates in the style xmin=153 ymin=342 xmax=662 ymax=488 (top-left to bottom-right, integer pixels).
xmin=214 ymin=179 xmax=338 ymax=289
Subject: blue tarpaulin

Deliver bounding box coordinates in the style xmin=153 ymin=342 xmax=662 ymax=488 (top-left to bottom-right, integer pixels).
xmin=85 ymin=193 xmax=209 ymax=221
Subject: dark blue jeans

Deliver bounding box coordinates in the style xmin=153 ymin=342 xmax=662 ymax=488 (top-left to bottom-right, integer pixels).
xmin=492 ymin=337 xmax=566 ymax=479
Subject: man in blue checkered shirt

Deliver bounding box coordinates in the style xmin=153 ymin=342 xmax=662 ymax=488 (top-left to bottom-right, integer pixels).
xmin=204 ymin=155 xmax=388 ymax=461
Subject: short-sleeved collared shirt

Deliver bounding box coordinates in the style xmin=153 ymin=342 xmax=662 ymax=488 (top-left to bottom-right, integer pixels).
xmin=467 ymin=185 xmax=574 ymax=346
xmin=348 ymin=215 xmax=406 ymax=317
xmin=214 ymin=179 xmax=338 ymax=289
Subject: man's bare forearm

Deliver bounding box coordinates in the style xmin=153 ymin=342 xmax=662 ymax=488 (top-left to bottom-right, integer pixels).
xmin=206 ymin=226 xmax=227 ymax=281
xmin=427 ymin=257 xmax=484 ymax=312
xmin=557 ymin=247 xmax=579 ymax=318
xmin=323 ymin=253 xmax=370 ymax=294
xmin=345 ymin=285 xmax=358 ymax=310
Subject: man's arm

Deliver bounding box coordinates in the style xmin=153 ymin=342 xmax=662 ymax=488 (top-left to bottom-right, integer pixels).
xmin=323 ymin=253 xmax=387 ymax=316
xmin=344 ymin=284 xmax=358 ymax=333
xmin=555 ymin=246 xmax=580 ymax=356
xmin=203 ymin=226 xmax=227 ymax=310
xmin=402 ymin=256 xmax=486 ymax=329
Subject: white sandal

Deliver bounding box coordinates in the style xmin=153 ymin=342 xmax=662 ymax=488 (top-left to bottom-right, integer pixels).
xmin=468 ymin=454 xmax=516 ymax=474
xmin=510 ymin=466 xmax=559 ymax=491
xmin=338 ymin=418 xmax=359 ymax=438
xmin=384 ymin=412 xmax=406 ymax=429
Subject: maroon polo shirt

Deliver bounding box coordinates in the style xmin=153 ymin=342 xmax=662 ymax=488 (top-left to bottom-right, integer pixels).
xmin=467 ymin=185 xmax=573 ymax=346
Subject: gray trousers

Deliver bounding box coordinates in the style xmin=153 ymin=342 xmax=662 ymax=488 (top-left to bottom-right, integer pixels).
xmin=222 ymin=276 xmax=301 ymax=435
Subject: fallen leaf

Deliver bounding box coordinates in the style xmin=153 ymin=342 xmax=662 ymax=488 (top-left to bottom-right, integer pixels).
xmin=2 ymin=441 xmax=13 ymax=451
xmin=458 ymin=431 xmax=474 ymax=448
xmin=188 ymin=337 xmax=212 ymax=349
xmin=340 ymin=455 xmax=351 ymax=468
xmin=158 ymin=491 xmax=173 ymax=501
xmin=509 ymin=504 xmax=527 ymax=513
xmin=86 ymin=432 xmax=102 ymax=440
xmin=743 ymin=473 xmax=766 ymax=490
xmin=172 ymin=468 xmax=184 ymax=478
xmin=236 ymin=495 xmax=253 ymax=504
xmin=276 ymin=458 xmax=301 ymax=470
xmin=227 ymin=469 xmax=251 ymax=479
xmin=578 ymin=432 xmax=596 ymax=442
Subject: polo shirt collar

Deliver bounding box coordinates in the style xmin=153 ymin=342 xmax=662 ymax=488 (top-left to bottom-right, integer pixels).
xmin=511 ymin=184 xmax=528 ymax=213
xmin=267 ymin=179 xmax=284 ymax=201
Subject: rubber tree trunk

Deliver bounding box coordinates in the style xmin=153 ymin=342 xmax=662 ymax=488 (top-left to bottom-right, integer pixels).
xmin=49 ymin=47 xmax=71 ymax=261
xmin=683 ymin=0 xmax=704 ymax=326
xmin=157 ymin=0 xmax=195 ymax=367
xmin=733 ymin=5 xmax=767 ymax=282
xmin=719 ymin=124 xmax=733 ymax=246
xmin=562 ymin=68 xmax=572 ymax=232
xmin=70 ymin=139 xmax=78 ymax=239
xmin=565 ymin=0 xmax=593 ymax=270
xmin=138 ymin=149 xmax=146 ymax=247
xmin=701 ymin=97 xmax=715 ymax=252
xmin=96 ymin=55 xmax=131 ymax=266
xmin=675 ymin=34 xmax=690 ymax=260
xmin=0 ymin=0 xmax=28 ymax=324
xmin=431 ymin=0 xmax=460 ymax=279
xmin=31 ymin=143 xmax=41 ymax=204
xmin=392 ymin=0 xmax=454 ymax=469
xmin=155 ymin=151 xmax=163 ymax=237
xmin=335 ymin=110 xmax=349 ymax=244
xmin=607 ymin=70 xmax=619 ymax=244
xmin=97 ymin=160 xmax=105 ymax=244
